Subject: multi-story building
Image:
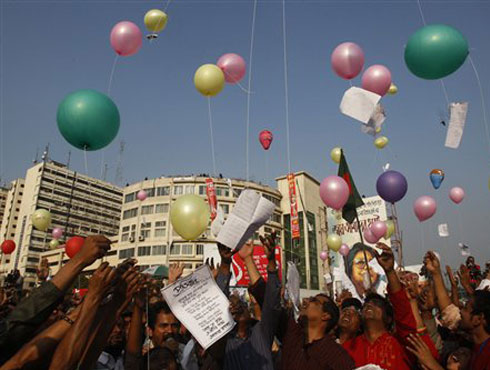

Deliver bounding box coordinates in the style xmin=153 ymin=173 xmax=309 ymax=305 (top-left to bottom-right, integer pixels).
xmin=2 ymin=160 xmax=122 ymax=287
xmin=0 ymin=179 xmax=25 ymax=273
xmin=276 ymin=172 xmax=328 ymax=291
xmin=0 ymin=186 xmax=9 ymax=224
xmin=116 ymin=176 xmax=283 ymax=275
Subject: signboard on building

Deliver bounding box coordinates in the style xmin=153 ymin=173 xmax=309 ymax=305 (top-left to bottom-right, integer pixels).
xmin=287 ymin=174 xmax=300 ymax=240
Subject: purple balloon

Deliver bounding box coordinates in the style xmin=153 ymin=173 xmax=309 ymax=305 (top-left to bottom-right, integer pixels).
xmin=52 ymin=227 xmax=63 ymax=240
xmin=361 ymin=65 xmax=392 ymax=96
xmin=217 ymin=53 xmax=246 ymax=84
xmin=339 ymin=244 xmax=350 ymax=256
xmin=110 ymin=21 xmax=143 ymax=57
xmin=137 ymin=190 xmax=147 ymax=201
xmin=413 ymin=195 xmax=437 ymax=222
xmin=319 ymin=176 xmax=350 ymax=210
xmin=376 ymin=170 xmax=408 ymax=203
xmin=320 ymin=250 xmax=328 ymax=261
xmin=331 ymin=42 xmax=365 ymax=80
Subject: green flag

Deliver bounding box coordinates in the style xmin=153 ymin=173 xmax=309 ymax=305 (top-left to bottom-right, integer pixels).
xmin=337 ymin=149 xmax=364 ymax=223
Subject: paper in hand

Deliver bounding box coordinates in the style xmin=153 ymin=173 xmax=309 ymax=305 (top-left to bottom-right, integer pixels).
xmin=438 ymin=223 xmax=449 ymax=237
xmin=216 ymin=189 xmax=275 ymax=250
xmin=445 ymin=102 xmax=468 ymax=149
xmin=286 ymin=261 xmax=300 ymax=316
xmin=340 ymin=87 xmax=381 ymax=124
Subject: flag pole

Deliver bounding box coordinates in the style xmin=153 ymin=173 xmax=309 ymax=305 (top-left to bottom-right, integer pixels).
xmin=354 ymin=210 xmax=373 ymax=290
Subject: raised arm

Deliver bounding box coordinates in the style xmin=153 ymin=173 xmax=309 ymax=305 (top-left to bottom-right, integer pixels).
xmin=49 ymin=263 xmax=117 ymax=370
xmin=446 ymin=265 xmax=461 ymax=307
xmin=424 ymin=252 xmax=451 ymax=312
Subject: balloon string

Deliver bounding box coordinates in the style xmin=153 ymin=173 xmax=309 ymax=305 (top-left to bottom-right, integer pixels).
xmin=245 ymin=0 xmax=258 ymax=181
xmin=456 ymin=208 xmax=464 ymax=244
xmin=207 ymin=97 xmax=217 ymax=177
xmin=348 ymin=80 xmax=353 ymax=87
xmin=468 ymin=54 xmax=490 ymax=157
xmin=107 ymin=55 xmax=119 ymax=97
xmin=420 ymin=222 xmax=425 ymax=252
xmin=164 ymin=0 xmax=173 ymax=12
xmin=415 ymin=0 xmax=450 ymax=107
xmin=83 ymin=147 xmax=89 ymax=175
xmin=236 ymin=80 xmax=253 ymax=94
xmin=265 ymin=150 xmax=270 ymax=186
xmin=282 ymin=0 xmax=292 ymax=175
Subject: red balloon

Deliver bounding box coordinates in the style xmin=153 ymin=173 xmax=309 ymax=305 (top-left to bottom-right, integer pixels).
xmin=1 ymin=240 xmax=16 ymax=254
xmin=259 ymin=130 xmax=273 ymax=150
xmin=66 ymin=236 xmax=85 ymax=258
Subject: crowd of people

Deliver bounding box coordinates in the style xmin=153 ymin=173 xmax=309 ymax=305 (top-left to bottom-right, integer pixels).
xmin=0 ymin=233 xmax=489 ymax=370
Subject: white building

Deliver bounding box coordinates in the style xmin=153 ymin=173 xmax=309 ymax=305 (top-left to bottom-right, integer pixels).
xmin=1 ymin=160 xmax=122 ymax=287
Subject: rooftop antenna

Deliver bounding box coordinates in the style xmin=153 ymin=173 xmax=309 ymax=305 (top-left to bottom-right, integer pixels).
xmin=102 ymin=163 xmax=108 ymax=181
xmin=66 ymin=150 xmax=71 ymax=169
xmin=41 ymin=143 xmax=50 ymax=163
xmin=32 ymin=147 xmax=39 ymax=164
xmin=114 ymin=140 xmax=125 ymax=185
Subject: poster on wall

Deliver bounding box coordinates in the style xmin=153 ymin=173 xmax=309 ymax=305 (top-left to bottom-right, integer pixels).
xmin=327 ymin=195 xmax=391 ymax=300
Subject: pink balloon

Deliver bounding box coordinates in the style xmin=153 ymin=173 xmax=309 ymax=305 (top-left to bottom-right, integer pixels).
xmin=361 ymin=65 xmax=392 ymax=96
xmin=137 ymin=190 xmax=147 ymax=201
xmin=52 ymin=227 xmax=63 ymax=240
xmin=319 ymin=176 xmax=350 ymax=210
xmin=413 ymin=196 xmax=437 ymax=222
xmin=363 ymin=228 xmax=379 ymax=244
xmin=339 ymin=244 xmax=350 ymax=257
xmin=331 ymin=42 xmax=365 ymax=80
xmin=320 ymin=251 xmax=328 ymax=261
xmin=449 ymin=187 xmax=465 ymax=204
xmin=110 ymin=21 xmax=143 ymax=57
xmin=217 ymin=53 xmax=246 ymax=84
xmin=370 ymin=221 xmax=387 ymax=240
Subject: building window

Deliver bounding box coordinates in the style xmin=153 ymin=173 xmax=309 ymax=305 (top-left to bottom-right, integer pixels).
xmin=157 ymin=186 xmax=170 ymax=196
xmin=170 ymin=244 xmax=180 ymax=255
xmin=196 ymin=244 xmax=204 ymax=255
xmin=155 ymin=203 xmax=169 ymax=213
xmin=138 ymin=246 xmax=151 ymax=256
xmin=125 ymin=192 xmax=136 ymax=203
xmin=181 ymin=244 xmax=193 ymax=255
xmin=152 ymin=245 xmax=166 ymax=255
xmin=121 ymin=233 xmax=129 ymax=242
xmin=119 ymin=248 xmax=135 ymax=259
xmin=271 ymin=213 xmax=281 ymax=223
xmin=140 ymin=222 xmax=151 ymax=238
xmin=154 ymin=221 xmax=166 ymax=237
xmin=183 ymin=263 xmax=193 ymax=269
xmin=122 ymin=226 xmax=130 ymax=232
xmin=219 ymin=204 xmax=230 ymax=214
xmin=123 ymin=208 xmax=138 ymax=220
xmin=184 ymin=185 xmax=194 ymax=194
xmin=216 ymin=187 xmax=229 ymax=197
xmin=198 ymin=185 xmax=206 ymax=195
xmin=141 ymin=205 xmax=154 ymax=215
xmin=144 ymin=188 xmax=155 ymax=197
xmin=174 ymin=186 xmax=183 ymax=195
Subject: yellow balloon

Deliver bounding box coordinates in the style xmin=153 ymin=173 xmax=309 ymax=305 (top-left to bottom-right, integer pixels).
xmin=330 ymin=147 xmax=341 ymax=164
xmin=388 ymin=83 xmax=398 ymax=95
xmin=144 ymin=9 xmax=168 ymax=33
xmin=170 ymin=195 xmax=210 ymax=240
xmin=375 ymin=126 xmax=382 ymax=134
xmin=327 ymin=234 xmax=342 ymax=252
xmin=374 ymin=136 xmax=389 ymax=149
xmin=32 ymin=209 xmax=51 ymax=231
xmin=194 ymin=64 xmax=225 ymax=97
xmin=384 ymin=220 xmax=395 ymax=239
xmin=49 ymin=239 xmax=60 ymax=249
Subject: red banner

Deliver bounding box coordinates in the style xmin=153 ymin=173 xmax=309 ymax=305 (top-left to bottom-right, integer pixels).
xmin=206 ymin=178 xmax=217 ymax=221
xmin=232 ymin=245 xmax=282 ymax=286
xmin=287 ymin=173 xmax=301 ymax=240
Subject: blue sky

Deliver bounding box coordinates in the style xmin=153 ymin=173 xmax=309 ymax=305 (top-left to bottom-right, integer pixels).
xmin=1 ymin=0 xmax=489 ymax=268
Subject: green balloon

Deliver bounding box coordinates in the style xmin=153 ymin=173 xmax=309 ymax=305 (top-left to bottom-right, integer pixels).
xmin=405 ymin=24 xmax=468 ymax=80
xmin=57 ymin=89 xmax=120 ymax=151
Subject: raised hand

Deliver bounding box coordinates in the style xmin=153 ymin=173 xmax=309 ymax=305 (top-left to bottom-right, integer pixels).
xmin=418 ymin=283 xmax=436 ymax=312
xmin=217 ymin=243 xmax=234 ymax=264
xmin=259 ymin=231 xmax=277 ymax=261
xmin=457 ymin=264 xmax=471 ymax=287
xmin=375 ymin=243 xmax=395 ymax=273
xmin=87 ymin=262 xmax=117 ymax=300
xmin=406 ymin=334 xmax=443 ymax=370
xmin=75 ymin=235 xmax=112 ymax=266
xmin=205 ymin=258 xmax=219 ymax=279
xmin=168 ymin=262 xmax=185 ymax=284
xmin=238 ymin=241 xmax=254 ymax=261
xmin=446 ymin=265 xmax=458 ymax=287
xmin=423 ymin=252 xmax=441 ymax=275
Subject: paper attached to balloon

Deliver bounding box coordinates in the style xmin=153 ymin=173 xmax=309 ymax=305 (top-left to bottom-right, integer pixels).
xmin=361 ymin=103 xmax=386 ymax=136
xmin=286 ymin=261 xmax=301 ymax=318
xmin=438 ymin=223 xmax=449 ymax=237
xmin=216 ymin=190 xmax=275 ymax=250
xmin=340 ymin=87 xmax=381 ymax=124
xmin=445 ymin=102 xmax=468 ymax=149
